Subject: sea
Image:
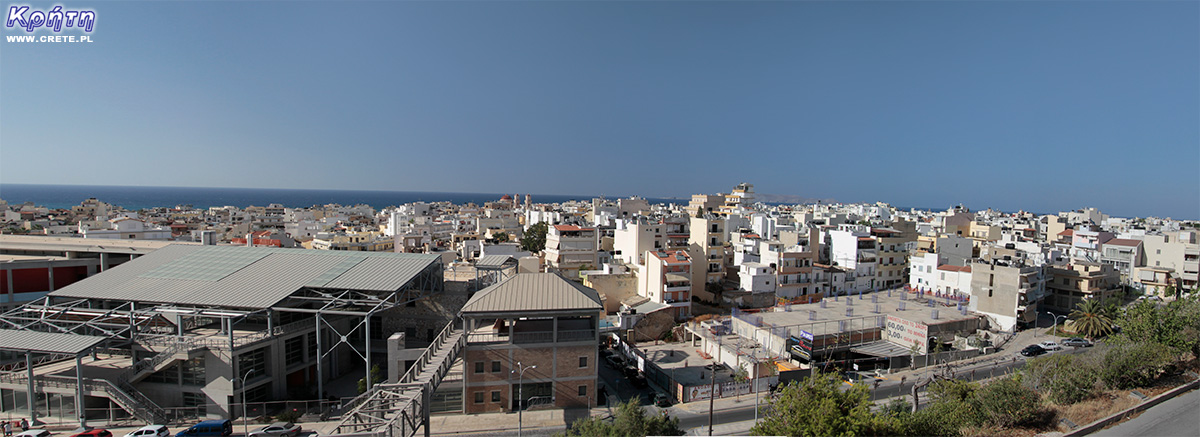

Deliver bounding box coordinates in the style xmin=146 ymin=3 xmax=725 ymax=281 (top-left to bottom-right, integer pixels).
xmin=0 ymin=184 xmax=682 ymax=211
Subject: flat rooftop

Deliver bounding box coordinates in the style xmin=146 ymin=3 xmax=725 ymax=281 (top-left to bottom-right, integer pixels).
xmin=751 ymin=290 xmax=976 ymax=333
xmin=638 ymin=341 xmax=741 ymax=387
xmin=0 ymin=234 xmax=187 ymax=254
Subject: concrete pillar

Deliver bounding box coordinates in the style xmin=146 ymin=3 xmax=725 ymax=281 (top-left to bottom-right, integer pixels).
xmin=316 ymin=314 xmax=324 ymax=401
xmin=26 ymin=353 xmax=38 ymax=424
xmin=99 ymin=253 xmax=108 ymax=272
xmin=76 ymin=354 xmax=86 ymax=429
xmin=48 ymin=267 xmax=55 ymax=292
xmin=364 ymin=316 xmax=373 ymax=391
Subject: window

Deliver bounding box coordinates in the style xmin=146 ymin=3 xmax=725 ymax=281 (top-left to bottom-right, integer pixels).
xmin=475 ymin=362 xmax=484 ymax=374
xmin=237 ymin=347 xmax=268 ymax=379
xmin=307 ymin=332 xmax=318 ymax=361
xmin=181 ymin=356 xmax=205 ymax=386
xmin=491 ymin=391 xmax=501 ymax=402
xmin=285 ymin=337 xmax=304 ymax=365
xmin=182 ymin=392 xmax=206 ymax=416
xmin=579 ymin=356 xmax=588 ymax=368
xmin=578 ymin=385 xmax=587 ymax=396
xmin=474 ymin=392 xmax=484 ymax=404
xmin=491 ymin=361 xmax=501 ymax=373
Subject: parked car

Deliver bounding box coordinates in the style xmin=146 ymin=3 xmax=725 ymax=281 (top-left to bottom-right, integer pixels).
xmin=623 ymin=365 xmax=640 ymax=378
xmin=631 ymin=373 xmax=649 ymax=388
xmin=124 ymin=426 xmax=169 ymax=437
xmin=653 ymin=392 xmax=672 ymax=407
xmin=248 ymin=423 xmax=302 ymax=437
xmin=604 ymin=355 xmax=624 ymax=368
xmin=176 ymin=420 xmax=232 ymax=437
xmin=1062 ymin=338 xmax=1093 ymax=348
xmin=1020 ymin=344 xmax=1046 ymax=357
xmin=16 ymin=430 xmax=51 ymax=437
xmin=71 ymin=430 xmax=112 ymax=437
xmin=1039 ymin=341 xmax=1064 ymax=352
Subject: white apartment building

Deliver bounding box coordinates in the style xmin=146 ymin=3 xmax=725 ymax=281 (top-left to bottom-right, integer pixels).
xmin=545 ymin=225 xmax=599 ymax=275
xmin=79 ymin=217 xmax=172 ymax=240
xmin=1141 ymin=230 xmax=1199 ymax=291
xmin=639 ymin=250 xmax=692 ymax=320
xmin=826 ymin=225 xmax=876 ymax=294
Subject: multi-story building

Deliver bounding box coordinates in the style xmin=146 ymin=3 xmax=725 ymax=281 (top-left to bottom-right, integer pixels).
xmin=1141 ymin=230 xmax=1199 ymax=291
xmin=719 ymin=183 xmax=756 ymax=216
xmin=639 ymin=250 xmax=692 ymax=320
xmin=826 ymin=225 xmax=876 ymax=294
xmin=1044 ymin=262 xmax=1122 ymax=312
xmin=459 ymin=273 xmax=603 ymax=413
xmin=1099 ymin=238 xmax=1142 ymax=284
xmin=686 ymin=194 xmax=723 ymax=218
xmin=969 ymin=258 xmax=1046 ymax=331
xmin=307 ymin=231 xmax=395 ymax=252
xmin=544 ymin=225 xmax=598 ymax=276
xmin=689 ymin=215 xmax=727 ymax=301
xmin=871 ymin=222 xmax=916 ymax=289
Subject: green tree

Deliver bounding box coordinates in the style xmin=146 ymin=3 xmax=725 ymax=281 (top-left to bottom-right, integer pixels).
xmin=493 ymin=232 xmax=509 ymax=243
xmin=1069 ymin=298 xmax=1114 ymax=339
xmin=520 ymin=222 xmax=549 ymax=253
xmin=751 ymin=371 xmax=901 ymax=437
xmin=356 ymin=364 xmax=384 ymax=394
xmin=1115 ymin=296 xmax=1200 ymax=360
xmin=561 ymin=397 xmax=683 ymax=436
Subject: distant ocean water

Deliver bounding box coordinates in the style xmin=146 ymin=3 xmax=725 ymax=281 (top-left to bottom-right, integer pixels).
xmin=0 ymin=184 xmax=679 ymax=211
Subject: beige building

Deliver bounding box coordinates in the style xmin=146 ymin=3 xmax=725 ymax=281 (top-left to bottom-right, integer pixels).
xmin=1141 ymin=230 xmax=1199 ymax=291
xmin=689 ymin=216 xmax=728 ymax=301
xmin=970 ymin=258 xmax=1047 ymax=331
xmin=1044 ymin=262 xmax=1122 ymax=312
xmin=307 ymin=231 xmax=395 ymax=251
xmin=872 ymin=221 xmax=916 ymax=289
xmin=686 ymin=194 xmax=723 ymax=218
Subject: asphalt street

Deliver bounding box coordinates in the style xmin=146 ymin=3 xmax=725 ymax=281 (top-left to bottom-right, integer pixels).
xmin=1090 ymin=388 xmax=1200 ymax=437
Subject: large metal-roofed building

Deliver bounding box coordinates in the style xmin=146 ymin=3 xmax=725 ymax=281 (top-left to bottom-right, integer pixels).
xmin=0 ymin=244 xmax=445 ymax=425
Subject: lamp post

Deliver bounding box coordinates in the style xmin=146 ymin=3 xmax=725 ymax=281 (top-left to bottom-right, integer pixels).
xmin=240 ymin=369 xmax=255 ymax=437
xmin=512 ymin=362 xmax=536 ymax=437
xmin=1050 ymin=314 xmax=1068 ymax=337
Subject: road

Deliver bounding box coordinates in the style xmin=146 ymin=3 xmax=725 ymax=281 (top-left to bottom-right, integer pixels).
xmin=1090 ymin=387 xmax=1200 ymax=437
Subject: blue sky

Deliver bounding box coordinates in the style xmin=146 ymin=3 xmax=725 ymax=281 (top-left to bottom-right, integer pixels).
xmin=1 ymin=1 xmax=1197 ymax=219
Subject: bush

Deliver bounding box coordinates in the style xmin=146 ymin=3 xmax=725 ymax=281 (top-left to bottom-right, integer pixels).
xmin=971 ymin=376 xmax=1044 ymax=428
xmin=1101 ymin=342 xmax=1173 ymax=390
xmin=1023 ymin=354 xmax=1098 ymax=404
xmin=274 ymin=409 xmax=302 ymax=423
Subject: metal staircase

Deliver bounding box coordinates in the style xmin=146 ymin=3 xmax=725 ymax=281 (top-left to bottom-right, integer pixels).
xmin=332 ymin=320 xmax=466 ymax=437
xmin=0 ymin=371 xmax=170 ymax=424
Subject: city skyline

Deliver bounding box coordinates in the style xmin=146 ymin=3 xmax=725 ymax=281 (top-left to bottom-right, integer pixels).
xmin=2 ymin=1 xmax=1197 ymax=219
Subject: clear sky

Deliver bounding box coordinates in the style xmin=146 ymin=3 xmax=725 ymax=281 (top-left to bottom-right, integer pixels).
xmin=1 ymin=1 xmax=1197 ymax=219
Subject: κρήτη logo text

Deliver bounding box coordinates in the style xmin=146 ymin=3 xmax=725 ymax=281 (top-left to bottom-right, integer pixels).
xmin=6 ymin=6 xmax=95 ymax=32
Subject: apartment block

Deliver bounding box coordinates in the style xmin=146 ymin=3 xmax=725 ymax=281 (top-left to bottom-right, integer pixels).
xmin=970 ymin=258 xmax=1046 ymax=331
xmin=544 ymin=225 xmax=598 ymax=276
xmin=1044 ymin=262 xmax=1122 ymax=312
xmin=639 ymin=250 xmax=692 ymax=320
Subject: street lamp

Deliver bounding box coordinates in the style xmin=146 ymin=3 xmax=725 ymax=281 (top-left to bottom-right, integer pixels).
xmin=240 ymin=369 xmax=255 ymax=437
xmin=1050 ymin=314 xmax=1068 ymax=337
xmin=511 ymin=362 xmax=536 ymax=437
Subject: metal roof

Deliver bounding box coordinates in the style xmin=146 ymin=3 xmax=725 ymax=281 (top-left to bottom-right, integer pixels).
xmin=461 ymin=273 xmax=602 ymax=315
xmin=49 ymin=245 xmax=441 ymax=310
xmin=0 ymin=330 xmax=107 ymax=354
xmin=850 ymin=341 xmax=913 ymax=358
xmin=475 ymin=255 xmax=516 ymax=270
xmin=0 ymin=234 xmax=185 ymax=255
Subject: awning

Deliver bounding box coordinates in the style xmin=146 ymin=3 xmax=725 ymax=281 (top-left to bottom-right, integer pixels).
xmin=850 ymin=341 xmax=913 ymax=358
xmin=0 ymin=330 xmax=107 ymax=354
xmin=665 ymin=273 xmax=690 ymax=283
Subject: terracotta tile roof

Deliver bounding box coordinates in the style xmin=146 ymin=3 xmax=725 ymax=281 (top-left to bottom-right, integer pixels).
xmin=553 ymin=225 xmax=591 ymax=231
xmin=1058 ymin=229 xmax=1074 ymax=236
xmin=937 ymin=265 xmax=972 ymax=273
xmin=1105 ymin=238 xmax=1142 ymax=247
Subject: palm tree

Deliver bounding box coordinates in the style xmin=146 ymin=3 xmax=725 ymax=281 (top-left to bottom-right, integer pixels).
xmin=1069 ymin=298 xmax=1114 ymax=340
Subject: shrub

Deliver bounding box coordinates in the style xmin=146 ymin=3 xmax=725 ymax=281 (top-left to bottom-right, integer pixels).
xmin=1023 ymin=354 xmax=1098 ymax=404
xmin=971 ymin=376 xmax=1044 ymax=428
xmin=1100 ymin=342 xmax=1172 ymax=390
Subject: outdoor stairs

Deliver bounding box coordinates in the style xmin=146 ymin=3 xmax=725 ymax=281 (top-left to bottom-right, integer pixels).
xmin=124 ymin=341 xmax=194 ymax=384
xmin=0 ymin=371 xmax=170 ymax=424
xmin=332 ymin=321 xmax=465 ymax=437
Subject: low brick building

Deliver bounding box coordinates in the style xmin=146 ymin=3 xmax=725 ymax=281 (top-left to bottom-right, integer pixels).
xmin=460 ymin=273 xmax=603 ymax=413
